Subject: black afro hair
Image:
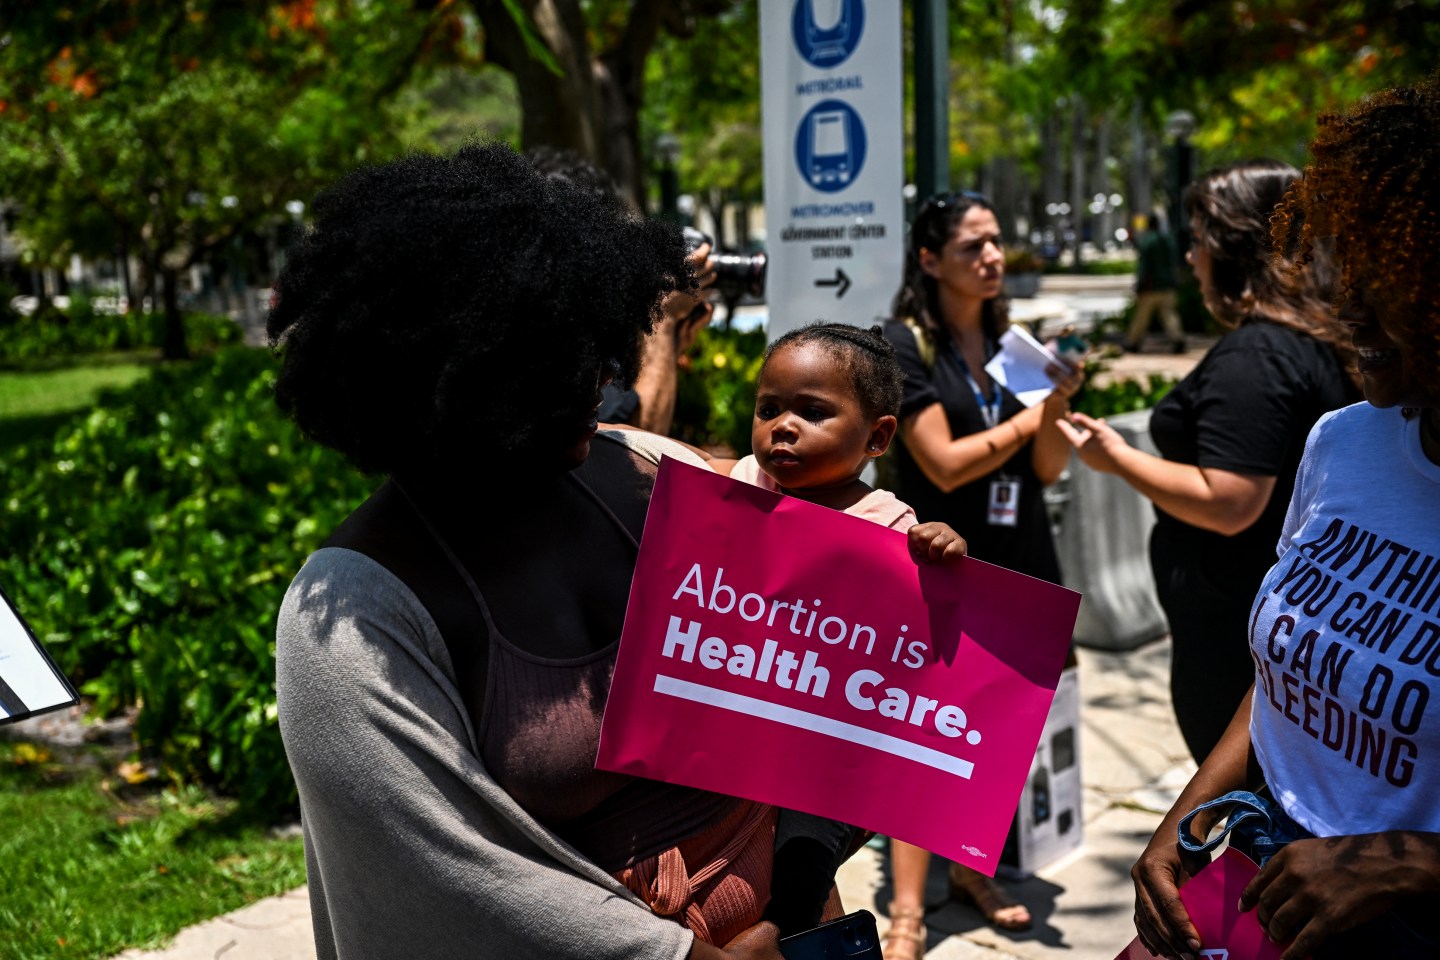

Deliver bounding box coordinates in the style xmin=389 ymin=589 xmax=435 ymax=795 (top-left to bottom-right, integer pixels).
xmin=266 ymin=142 xmax=689 ymax=474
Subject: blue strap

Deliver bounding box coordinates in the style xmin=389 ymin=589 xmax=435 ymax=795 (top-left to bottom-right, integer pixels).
xmin=1176 ymin=790 xmax=1310 ymax=867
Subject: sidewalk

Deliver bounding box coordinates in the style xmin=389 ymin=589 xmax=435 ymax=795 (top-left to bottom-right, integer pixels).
xmin=116 ymin=639 xmax=1195 ymax=960
xmin=841 ymin=640 xmax=1195 ymax=960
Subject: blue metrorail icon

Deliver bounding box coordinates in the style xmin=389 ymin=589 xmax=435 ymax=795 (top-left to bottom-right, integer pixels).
xmin=791 ymin=0 xmax=865 ymax=69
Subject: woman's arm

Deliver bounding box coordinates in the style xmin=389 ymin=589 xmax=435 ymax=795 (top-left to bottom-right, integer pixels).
xmin=596 ymin=425 xmax=736 ymax=474
xmin=1031 ymin=392 xmax=1074 ymax=485
xmin=904 ymin=359 xmax=1083 ymax=492
xmin=1030 ymin=360 xmax=1085 ymax=485
xmin=901 ymin=401 xmax=1048 ymax=492
xmin=690 ymin=922 xmax=783 ymax=960
xmin=1132 ymin=690 xmax=1258 ymax=959
xmin=277 ymin=553 xmax=698 ymax=960
xmin=1058 ymin=411 xmax=1276 ymax=534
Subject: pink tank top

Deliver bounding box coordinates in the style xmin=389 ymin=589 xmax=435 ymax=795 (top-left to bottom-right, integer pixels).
xmin=419 ymin=472 xmax=736 ymax=872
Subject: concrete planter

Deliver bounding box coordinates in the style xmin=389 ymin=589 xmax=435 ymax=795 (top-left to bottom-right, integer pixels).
xmin=1050 ymin=408 xmax=1169 ymax=651
xmin=1004 ymin=272 xmax=1042 ymax=298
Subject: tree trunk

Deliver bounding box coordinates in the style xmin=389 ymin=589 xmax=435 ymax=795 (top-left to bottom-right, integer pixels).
xmin=160 ymin=265 xmax=189 ymax=360
xmin=1041 ymin=112 xmax=1063 ymax=233
xmin=479 ymin=0 xmax=604 ymax=166
xmin=1092 ymin=109 xmax=1112 ymax=251
xmin=118 ymin=245 xmax=136 ymax=315
xmin=989 ymin=155 xmax=1020 ymax=245
xmin=1129 ymin=99 xmax=1153 ymax=234
xmin=477 ymin=0 xmax=681 ymax=210
xmin=1068 ymin=95 xmax=1087 ymax=267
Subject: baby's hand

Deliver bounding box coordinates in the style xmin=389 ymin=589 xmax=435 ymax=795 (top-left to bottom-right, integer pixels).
xmin=907 ymin=522 xmax=967 ymax=566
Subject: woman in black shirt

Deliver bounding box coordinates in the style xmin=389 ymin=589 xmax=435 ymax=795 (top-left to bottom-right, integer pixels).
xmin=880 ymin=192 xmax=1082 ymax=954
xmin=1059 ymin=160 xmax=1357 ymax=763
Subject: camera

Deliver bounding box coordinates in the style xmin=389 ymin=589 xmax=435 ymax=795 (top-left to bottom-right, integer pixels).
xmin=683 ymin=227 xmax=768 ymax=301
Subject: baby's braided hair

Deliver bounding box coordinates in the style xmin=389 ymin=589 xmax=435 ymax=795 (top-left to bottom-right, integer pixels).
xmin=764 ymin=321 xmax=905 ymax=420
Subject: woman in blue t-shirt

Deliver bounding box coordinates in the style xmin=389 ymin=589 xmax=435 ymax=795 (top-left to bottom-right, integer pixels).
xmin=1060 ymin=160 xmax=1357 ymax=763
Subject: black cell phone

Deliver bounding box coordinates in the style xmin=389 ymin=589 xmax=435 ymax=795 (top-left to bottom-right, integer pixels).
xmin=778 ymin=909 xmax=883 ymax=960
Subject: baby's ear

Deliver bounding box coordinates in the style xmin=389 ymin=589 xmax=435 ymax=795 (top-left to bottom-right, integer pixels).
xmin=866 ymin=415 xmax=898 ymax=457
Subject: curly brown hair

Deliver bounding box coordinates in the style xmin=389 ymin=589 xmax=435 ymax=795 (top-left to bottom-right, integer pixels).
xmin=1273 ymin=75 xmax=1440 ymax=392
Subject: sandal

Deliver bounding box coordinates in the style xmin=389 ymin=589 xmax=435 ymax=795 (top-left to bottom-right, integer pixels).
xmin=947 ymin=864 xmax=1032 ymax=932
xmin=881 ymin=902 xmax=927 ymax=960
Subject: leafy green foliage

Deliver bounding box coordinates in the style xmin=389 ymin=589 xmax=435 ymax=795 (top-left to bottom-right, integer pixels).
xmin=0 ymin=359 xmax=154 ymax=451
xmin=672 ymin=325 xmax=766 ymax=456
xmin=0 ymin=349 xmax=375 ymax=811
xmin=390 ymin=63 xmax=523 ymax=153
xmin=643 ymin=1 xmax=763 ymax=203
xmin=0 ymin=304 xmax=241 ymax=366
xmin=0 ymin=740 xmax=306 ymax=959
xmin=0 ymin=1 xmax=471 ymax=356
xmin=1073 ymin=369 xmax=1176 ymax=419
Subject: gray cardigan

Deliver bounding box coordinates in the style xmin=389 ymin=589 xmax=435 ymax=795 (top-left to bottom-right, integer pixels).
xmin=277 ymin=501 xmax=703 ymax=958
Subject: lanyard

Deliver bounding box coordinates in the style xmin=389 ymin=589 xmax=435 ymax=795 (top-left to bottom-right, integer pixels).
xmin=947 ymin=337 xmax=1003 ymax=429
xmin=965 ymin=371 xmax=1002 ymax=429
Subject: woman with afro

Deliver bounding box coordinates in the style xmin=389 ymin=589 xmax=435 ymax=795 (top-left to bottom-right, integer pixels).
xmin=270 ymin=143 xmax=848 ymax=960
xmin=1131 ymin=76 xmax=1440 ymax=960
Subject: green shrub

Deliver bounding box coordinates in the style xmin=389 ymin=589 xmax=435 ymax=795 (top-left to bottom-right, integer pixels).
xmin=0 ymin=304 xmax=242 ymax=366
xmin=672 ymin=325 xmax=766 ymax=456
xmin=1043 ymin=258 xmax=1137 ymax=276
xmin=1073 ymin=368 xmax=1177 ymax=418
xmin=0 ymin=348 xmax=374 ymax=813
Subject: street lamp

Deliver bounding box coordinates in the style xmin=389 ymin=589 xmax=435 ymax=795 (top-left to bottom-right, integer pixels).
xmin=655 ymin=133 xmax=681 ymax=223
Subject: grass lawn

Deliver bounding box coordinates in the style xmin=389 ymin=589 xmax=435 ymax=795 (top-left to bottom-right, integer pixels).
xmin=0 ymin=354 xmax=156 ymax=449
xmin=0 ymin=739 xmax=306 ymax=960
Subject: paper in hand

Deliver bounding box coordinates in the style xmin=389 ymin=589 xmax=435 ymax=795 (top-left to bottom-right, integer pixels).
xmin=984 ymin=325 xmax=1062 ymax=407
xmin=0 ymin=586 xmax=79 ymax=725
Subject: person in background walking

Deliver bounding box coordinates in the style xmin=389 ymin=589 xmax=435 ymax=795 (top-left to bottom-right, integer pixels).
xmin=1060 ymin=160 xmax=1358 ymax=763
xmin=1124 ymin=214 xmax=1186 ymax=354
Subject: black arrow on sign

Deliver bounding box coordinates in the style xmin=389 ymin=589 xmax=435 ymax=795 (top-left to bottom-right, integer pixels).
xmin=815 ymin=268 xmax=851 ymax=298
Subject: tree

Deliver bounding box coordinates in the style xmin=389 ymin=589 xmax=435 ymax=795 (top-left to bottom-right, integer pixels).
xmin=0 ymin=1 xmax=465 ymax=358
xmin=641 ymin=0 xmax=762 ymax=239
xmin=470 ymin=0 xmax=741 ymax=207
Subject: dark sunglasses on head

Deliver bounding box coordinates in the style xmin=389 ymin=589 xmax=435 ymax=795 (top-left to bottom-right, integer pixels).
xmin=918 ymin=190 xmax=992 ymax=214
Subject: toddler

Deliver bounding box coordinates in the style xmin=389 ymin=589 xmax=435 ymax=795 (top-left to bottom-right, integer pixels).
xmin=712 ymin=321 xmax=966 ymax=565
xmin=708 ymin=321 xmax=968 ymax=937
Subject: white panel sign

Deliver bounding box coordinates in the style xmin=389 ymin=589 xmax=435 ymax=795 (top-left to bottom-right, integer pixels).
xmin=0 ymin=587 xmax=78 ymax=725
xmin=760 ymin=0 xmax=905 ymax=341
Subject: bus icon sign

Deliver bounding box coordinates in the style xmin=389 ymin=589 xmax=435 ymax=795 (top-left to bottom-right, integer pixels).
xmin=791 ymin=0 xmax=865 ymax=69
xmin=794 ymin=100 xmax=867 ymax=192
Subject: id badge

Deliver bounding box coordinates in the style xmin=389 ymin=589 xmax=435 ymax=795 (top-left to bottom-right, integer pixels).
xmin=987 ymin=477 xmax=1021 ymax=527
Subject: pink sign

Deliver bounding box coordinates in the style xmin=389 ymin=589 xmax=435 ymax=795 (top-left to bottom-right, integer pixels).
xmin=1113 ymin=848 xmax=1291 ymax=960
xmin=596 ymin=458 xmax=1080 ymax=874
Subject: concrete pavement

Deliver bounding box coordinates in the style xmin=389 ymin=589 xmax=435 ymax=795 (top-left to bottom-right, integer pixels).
xmin=844 ymin=640 xmax=1195 ymax=960
xmin=116 ymin=639 xmax=1196 ymax=960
